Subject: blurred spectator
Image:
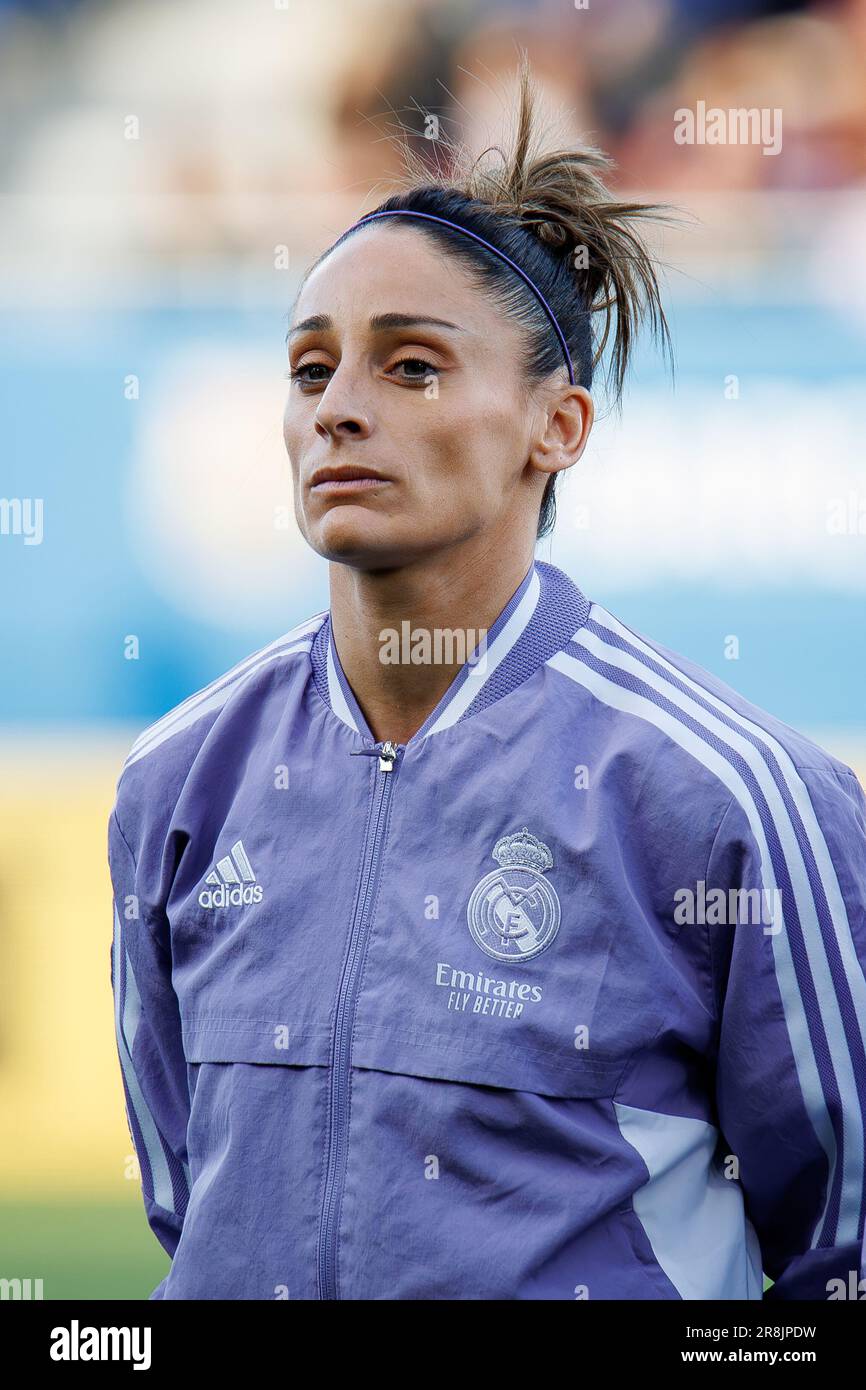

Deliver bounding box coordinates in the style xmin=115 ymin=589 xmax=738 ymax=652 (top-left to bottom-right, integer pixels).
xmin=0 ymin=0 xmax=862 ymax=275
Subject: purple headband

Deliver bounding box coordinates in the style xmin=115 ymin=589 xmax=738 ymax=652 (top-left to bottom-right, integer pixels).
xmin=345 ymin=209 xmax=576 ymax=386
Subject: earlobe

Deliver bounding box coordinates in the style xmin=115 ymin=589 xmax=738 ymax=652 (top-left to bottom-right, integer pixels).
xmin=528 ymin=438 xmax=577 ymax=480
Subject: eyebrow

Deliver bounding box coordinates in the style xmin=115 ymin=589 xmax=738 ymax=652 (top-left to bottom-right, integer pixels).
xmin=286 ymin=312 xmax=465 ymax=344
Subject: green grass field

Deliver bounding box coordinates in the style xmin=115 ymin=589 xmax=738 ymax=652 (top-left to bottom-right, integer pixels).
xmin=0 ymin=1200 xmax=773 ymax=1299
xmin=0 ymin=1202 xmax=171 ymax=1300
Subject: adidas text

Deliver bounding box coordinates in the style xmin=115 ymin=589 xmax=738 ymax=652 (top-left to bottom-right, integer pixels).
xmin=199 ymin=882 xmax=263 ymax=910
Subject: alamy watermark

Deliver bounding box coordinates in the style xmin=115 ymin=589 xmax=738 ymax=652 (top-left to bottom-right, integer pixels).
xmin=379 ymin=624 xmax=489 ymax=670
xmin=674 ymin=879 xmax=782 ymax=934
xmin=0 ymin=497 xmax=43 ymax=545
xmin=0 ymin=1276 xmax=43 ymax=1299
xmin=50 ymin=1321 xmax=151 ymax=1370
xmin=674 ymin=101 xmax=782 ymax=156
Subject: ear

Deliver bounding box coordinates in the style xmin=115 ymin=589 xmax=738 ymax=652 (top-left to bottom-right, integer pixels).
xmin=527 ymin=385 xmax=594 ymax=479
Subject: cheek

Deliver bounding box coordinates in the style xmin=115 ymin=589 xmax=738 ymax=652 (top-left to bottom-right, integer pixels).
xmin=429 ymin=393 xmax=522 ymax=499
xmin=282 ymin=404 xmax=302 ymax=476
xmin=409 ymin=445 xmax=501 ymax=529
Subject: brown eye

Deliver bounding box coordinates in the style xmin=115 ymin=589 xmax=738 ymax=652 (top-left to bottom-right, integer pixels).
xmin=389 ymin=357 xmax=438 ymax=381
xmin=285 ymin=363 xmax=332 ymax=387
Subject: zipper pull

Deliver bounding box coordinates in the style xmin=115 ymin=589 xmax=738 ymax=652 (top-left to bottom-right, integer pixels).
xmin=349 ymin=739 xmax=400 ymax=771
xmin=377 ymin=740 xmax=398 ymax=772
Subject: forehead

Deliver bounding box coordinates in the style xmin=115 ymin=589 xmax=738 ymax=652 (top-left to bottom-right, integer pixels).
xmin=292 ymin=223 xmax=498 ymax=332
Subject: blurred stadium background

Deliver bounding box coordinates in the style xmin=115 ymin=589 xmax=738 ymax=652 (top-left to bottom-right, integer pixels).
xmin=1 ymin=0 xmax=865 ymax=1298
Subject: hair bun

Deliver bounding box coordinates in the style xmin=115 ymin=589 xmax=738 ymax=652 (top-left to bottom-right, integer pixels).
xmin=379 ymin=46 xmax=673 ymax=412
xmin=519 ymin=211 xmax=570 ymax=253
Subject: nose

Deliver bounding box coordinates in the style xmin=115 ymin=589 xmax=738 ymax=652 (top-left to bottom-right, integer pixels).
xmin=314 ymin=372 xmax=372 ymax=442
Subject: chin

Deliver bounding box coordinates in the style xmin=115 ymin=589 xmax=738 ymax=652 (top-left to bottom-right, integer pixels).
xmin=308 ymin=511 xmax=419 ymax=569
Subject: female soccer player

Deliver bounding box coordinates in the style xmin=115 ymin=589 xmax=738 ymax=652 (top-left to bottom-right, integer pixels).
xmin=109 ymin=60 xmax=866 ymax=1300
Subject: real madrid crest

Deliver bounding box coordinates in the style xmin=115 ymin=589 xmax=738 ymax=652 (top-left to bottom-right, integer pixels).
xmin=466 ymin=828 xmax=561 ymax=963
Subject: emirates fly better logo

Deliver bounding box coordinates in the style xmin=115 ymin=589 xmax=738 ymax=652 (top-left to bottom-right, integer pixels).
xmin=198 ymin=840 xmax=263 ymax=909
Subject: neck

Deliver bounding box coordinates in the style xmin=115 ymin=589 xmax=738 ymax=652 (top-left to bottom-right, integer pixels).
xmin=327 ymin=544 xmax=536 ymax=745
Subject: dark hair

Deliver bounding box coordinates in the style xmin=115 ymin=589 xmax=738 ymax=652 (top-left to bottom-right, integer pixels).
xmin=312 ymin=50 xmax=674 ymax=539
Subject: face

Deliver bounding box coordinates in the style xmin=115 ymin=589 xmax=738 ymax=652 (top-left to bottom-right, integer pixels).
xmin=283 ymin=223 xmax=592 ymax=571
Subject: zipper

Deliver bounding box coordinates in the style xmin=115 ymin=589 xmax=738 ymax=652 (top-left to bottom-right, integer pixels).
xmin=317 ymin=738 xmax=401 ymax=1299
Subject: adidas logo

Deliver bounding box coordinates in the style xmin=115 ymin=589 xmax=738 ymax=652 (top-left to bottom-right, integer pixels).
xmin=198 ymin=840 xmax=263 ymax=910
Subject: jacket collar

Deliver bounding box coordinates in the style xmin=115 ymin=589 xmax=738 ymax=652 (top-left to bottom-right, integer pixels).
xmin=310 ymin=559 xmax=591 ymax=745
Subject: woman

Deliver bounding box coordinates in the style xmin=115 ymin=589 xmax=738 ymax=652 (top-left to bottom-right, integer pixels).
xmin=109 ymin=60 xmax=866 ymax=1301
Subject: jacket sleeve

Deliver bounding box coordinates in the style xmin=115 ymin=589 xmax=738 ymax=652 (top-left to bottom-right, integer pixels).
xmin=108 ymin=805 xmax=192 ymax=1271
xmin=705 ymin=760 xmax=866 ymax=1299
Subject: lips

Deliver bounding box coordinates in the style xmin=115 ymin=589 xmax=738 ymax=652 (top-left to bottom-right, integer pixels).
xmin=310 ymin=464 xmax=391 ymax=492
